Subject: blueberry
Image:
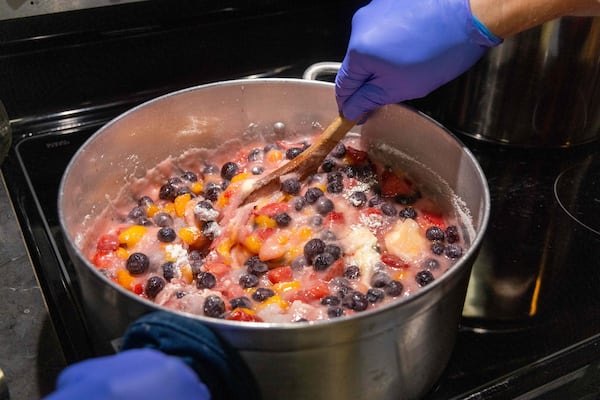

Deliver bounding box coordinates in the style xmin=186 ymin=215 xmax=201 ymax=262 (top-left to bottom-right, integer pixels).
xmin=154 ymin=212 xmax=173 ymax=227
xmin=342 ymin=291 xmax=369 ymax=312
xmin=176 ymin=292 xmax=186 ymax=299
xmin=330 ymin=277 xmax=353 ymax=298
xmin=313 ymin=252 xmax=335 ymax=271
xmin=244 ymin=256 xmax=269 ymax=275
xmin=230 ymin=296 xmax=252 ymax=310
xmin=327 ymin=171 xmax=344 ymax=183
xmin=286 ymin=147 xmax=304 ymax=160
xmin=371 ymin=271 xmax=392 ymax=288
xmin=431 ymin=242 xmax=445 ymax=255
xmin=324 ymin=244 xmax=342 ymax=260
xmin=292 ymin=196 xmax=306 ymax=211
xmin=305 ymin=187 xmax=324 ymax=204
xmin=201 ymin=221 xmax=220 ymax=240
xmin=445 ymin=244 xmax=463 ymax=259
xmin=327 ymin=180 xmax=344 ymax=194
xmin=158 ymin=183 xmax=177 ymax=201
xmin=161 ymin=261 xmax=176 ymax=282
xmin=368 ymin=196 xmax=383 ymax=207
xmin=426 ymin=226 xmax=445 ymax=241
xmin=343 ymin=265 xmax=361 ymax=280
xmin=415 ymin=270 xmax=435 ymax=287
xmin=202 ymin=163 xmax=220 ymax=175
xmin=315 ymin=197 xmax=334 ymax=215
xmin=423 ymin=258 xmax=440 ymax=270
xmin=327 ymin=307 xmax=345 ymax=318
xmin=221 ymin=162 xmax=239 ymax=180
xmin=349 ymin=191 xmax=367 ymax=207
xmin=399 ymin=207 xmax=417 ymax=219
xmin=196 ymin=271 xmax=217 ymax=289
xmin=176 ymin=186 xmax=193 ymax=197
xmin=366 ymin=288 xmax=385 ymax=303
xmin=157 ymin=227 xmax=177 ymax=243
xmin=321 ymin=295 xmax=341 ymax=306
xmin=251 ymin=166 xmax=264 ymax=175
xmin=330 ymin=142 xmax=346 ymax=158
xmin=137 ymin=196 xmax=154 ymax=207
xmin=204 ymin=182 xmax=222 ymax=201
xmin=274 ymin=212 xmax=291 ymax=227
xmin=126 ymin=252 xmax=149 ymax=275
xmin=343 ymin=165 xmax=357 ymax=178
xmin=321 ymin=158 xmax=337 ymax=172
xmin=181 ymin=171 xmax=198 ymax=182
xmin=252 ymin=287 xmax=275 ymax=302
xmin=189 ymin=249 xmax=203 ymax=261
xmin=320 ymin=230 xmax=337 ymax=241
xmin=264 ymin=143 xmax=280 ymax=152
xmin=395 ymin=194 xmax=417 ymax=205
xmin=381 ymin=203 xmax=397 ymax=216
xmin=304 ymin=238 xmax=326 ymax=262
xmin=311 ymin=215 xmax=323 ymax=227
xmin=446 ymin=225 xmax=460 ymax=243
xmin=356 ymin=165 xmax=377 ymax=182
xmin=128 ymin=206 xmax=146 ymax=221
xmin=168 ymin=177 xmax=182 ymax=185
xmin=385 ymin=280 xmax=404 ymax=297
xmin=291 ymin=256 xmax=308 ymax=271
xmin=282 ymin=178 xmax=301 ymax=195
xmin=203 ymin=295 xmax=225 ymax=318
xmin=239 ymin=274 xmax=259 ymax=288
xmin=145 ymin=276 xmax=165 ymax=299
xmin=247 ymin=148 xmax=263 ymax=162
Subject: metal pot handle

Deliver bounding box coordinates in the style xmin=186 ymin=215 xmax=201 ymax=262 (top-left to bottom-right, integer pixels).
xmin=302 ymin=62 xmax=341 ymax=81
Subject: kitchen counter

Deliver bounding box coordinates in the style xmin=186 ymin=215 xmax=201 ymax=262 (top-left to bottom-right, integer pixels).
xmin=0 ymin=173 xmax=65 ymax=399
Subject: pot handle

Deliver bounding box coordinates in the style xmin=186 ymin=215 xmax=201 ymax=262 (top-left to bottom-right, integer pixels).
xmin=302 ymin=62 xmax=342 ymax=81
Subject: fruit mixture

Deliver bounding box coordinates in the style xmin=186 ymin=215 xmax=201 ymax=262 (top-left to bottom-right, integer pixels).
xmin=88 ymin=132 xmax=467 ymax=323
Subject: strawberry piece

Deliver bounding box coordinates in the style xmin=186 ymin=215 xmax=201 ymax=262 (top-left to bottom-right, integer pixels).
xmin=256 ymin=202 xmax=290 ymax=217
xmin=380 ymin=167 xmax=414 ymax=197
xmin=267 ymin=266 xmax=294 ymax=284
xmin=419 ymin=211 xmax=446 ymax=230
xmin=345 ymin=146 xmax=369 ymax=163
xmin=381 ymin=253 xmax=410 ymax=269
xmin=226 ymin=308 xmax=263 ymax=322
xmin=96 ymin=234 xmax=120 ymax=251
xmin=323 ymin=211 xmax=345 ymax=228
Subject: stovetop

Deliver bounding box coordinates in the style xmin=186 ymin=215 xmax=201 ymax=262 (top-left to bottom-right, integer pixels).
xmin=2 ymin=2 xmax=600 ymax=398
xmin=3 ymin=95 xmax=600 ymax=399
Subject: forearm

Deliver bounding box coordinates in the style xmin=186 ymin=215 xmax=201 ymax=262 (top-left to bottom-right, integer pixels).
xmin=470 ymin=0 xmax=600 ymax=38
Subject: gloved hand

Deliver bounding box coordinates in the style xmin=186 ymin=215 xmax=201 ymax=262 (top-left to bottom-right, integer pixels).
xmin=335 ymin=0 xmax=503 ymax=121
xmin=44 ymin=348 xmax=211 ymax=400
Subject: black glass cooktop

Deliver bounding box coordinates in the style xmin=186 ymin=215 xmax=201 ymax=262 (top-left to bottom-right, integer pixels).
xmin=4 ymin=105 xmax=600 ymax=399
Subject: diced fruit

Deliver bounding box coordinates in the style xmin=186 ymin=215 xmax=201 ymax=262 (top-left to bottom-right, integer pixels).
xmin=380 ymin=167 xmax=414 ymax=197
xmin=118 ymin=226 xmax=147 ymax=248
xmin=267 ymin=266 xmax=294 ymax=284
xmin=174 ymin=193 xmax=192 ymax=217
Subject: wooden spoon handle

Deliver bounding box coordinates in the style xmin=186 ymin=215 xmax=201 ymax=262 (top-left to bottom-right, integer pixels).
xmin=240 ymin=115 xmax=356 ymax=205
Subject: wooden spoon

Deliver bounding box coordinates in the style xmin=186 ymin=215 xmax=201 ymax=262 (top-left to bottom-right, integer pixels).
xmin=239 ymin=115 xmax=356 ymax=205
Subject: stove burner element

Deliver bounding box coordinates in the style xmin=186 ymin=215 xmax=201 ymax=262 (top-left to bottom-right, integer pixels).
xmin=555 ymin=154 xmax=600 ymax=236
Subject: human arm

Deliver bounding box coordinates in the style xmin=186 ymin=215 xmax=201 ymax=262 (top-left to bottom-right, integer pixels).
xmin=335 ymin=0 xmax=600 ymax=121
xmin=471 ymin=0 xmax=600 ymax=38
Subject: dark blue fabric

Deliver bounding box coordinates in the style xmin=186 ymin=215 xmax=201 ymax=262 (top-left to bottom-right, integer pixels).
xmin=120 ymin=311 xmax=261 ymax=400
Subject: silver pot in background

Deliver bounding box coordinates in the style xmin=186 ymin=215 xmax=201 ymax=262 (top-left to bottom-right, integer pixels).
xmin=58 ymin=79 xmax=490 ymax=400
xmin=412 ymin=16 xmax=600 ymax=148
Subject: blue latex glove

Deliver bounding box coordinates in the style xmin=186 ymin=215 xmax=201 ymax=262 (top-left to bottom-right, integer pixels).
xmin=44 ymin=348 xmax=211 ymax=400
xmin=335 ymin=0 xmax=503 ymax=121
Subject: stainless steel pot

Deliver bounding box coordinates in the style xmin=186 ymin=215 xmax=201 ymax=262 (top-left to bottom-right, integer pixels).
xmin=413 ymin=16 xmax=600 ymax=148
xmin=58 ymin=78 xmax=490 ymax=400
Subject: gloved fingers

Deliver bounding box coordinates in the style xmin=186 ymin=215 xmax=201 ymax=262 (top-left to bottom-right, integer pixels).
xmin=46 ymin=349 xmax=211 ymax=400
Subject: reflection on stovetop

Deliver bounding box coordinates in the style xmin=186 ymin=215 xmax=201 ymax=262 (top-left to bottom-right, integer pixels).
xmin=3 ymin=103 xmax=600 ymax=398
